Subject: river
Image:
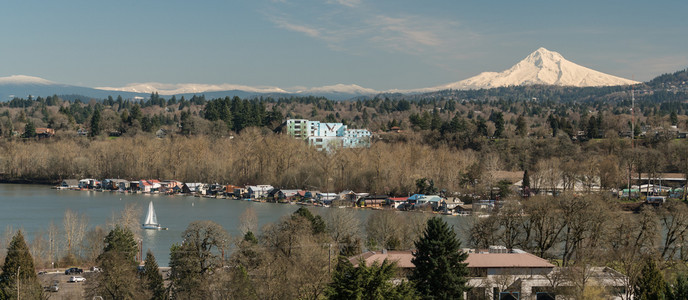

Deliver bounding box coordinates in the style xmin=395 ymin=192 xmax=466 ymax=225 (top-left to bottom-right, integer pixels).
xmin=0 ymin=183 xmax=470 ymax=266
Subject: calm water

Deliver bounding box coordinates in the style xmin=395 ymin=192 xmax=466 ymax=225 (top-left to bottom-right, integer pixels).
xmin=0 ymin=184 xmax=469 ymax=266
xmin=0 ymin=184 xmax=364 ymax=266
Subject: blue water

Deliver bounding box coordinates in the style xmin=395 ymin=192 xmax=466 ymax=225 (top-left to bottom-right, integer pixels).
xmin=0 ymin=184 xmax=374 ymax=266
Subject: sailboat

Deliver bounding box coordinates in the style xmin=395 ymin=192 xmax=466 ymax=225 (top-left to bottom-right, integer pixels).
xmin=142 ymin=201 xmax=167 ymax=230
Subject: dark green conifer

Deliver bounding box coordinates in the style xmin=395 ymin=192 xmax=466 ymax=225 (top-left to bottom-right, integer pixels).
xmin=411 ymin=217 xmax=469 ymax=299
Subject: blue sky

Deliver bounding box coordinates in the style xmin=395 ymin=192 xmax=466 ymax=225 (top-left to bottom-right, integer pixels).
xmin=1 ymin=0 xmax=686 ymax=90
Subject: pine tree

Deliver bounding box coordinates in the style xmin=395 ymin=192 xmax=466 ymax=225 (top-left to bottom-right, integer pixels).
xmin=92 ymin=225 xmax=141 ymax=300
xmin=522 ymin=170 xmax=530 ymax=188
xmin=634 ymin=257 xmax=666 ymax=300
xmin=143 ymin=250 xmax=166 ymax=300
xmin=22 ymin=120 xmax=36 ymax=138
xmin=411 ymin=217 xmax=469 ymax=299
xmin=90 ymin=108 xmax=102 ymax=137
xmin=667 ymin=272 xmax=688 ymax=300
xmin=516 ymin=115 xmax=527 ymax=137
xmin=0 ymin=231 xmax=42 ymax=299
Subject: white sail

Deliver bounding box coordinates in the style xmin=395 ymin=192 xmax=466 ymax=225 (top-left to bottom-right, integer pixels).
xmin=144 ymin=201 xmax=158 ymax=226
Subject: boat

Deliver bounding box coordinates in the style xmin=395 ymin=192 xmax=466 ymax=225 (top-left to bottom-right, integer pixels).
xmin=142 ymin=201 xmax=167 ymax=230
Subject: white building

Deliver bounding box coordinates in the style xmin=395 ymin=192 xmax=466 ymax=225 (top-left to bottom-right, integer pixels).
xmin=286 ymin=119 xmax=371 ymax=150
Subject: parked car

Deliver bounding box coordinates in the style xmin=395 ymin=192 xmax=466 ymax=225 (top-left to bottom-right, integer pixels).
xmin=90 ymin=266 xmax=102 ymax=272
xmin=48 ymin=282 xmax=59 ymax=292
xmin=68 ymin=276 xmax=86 ymax=283
xmin=65 ymin=268 xmax=83 ymax=275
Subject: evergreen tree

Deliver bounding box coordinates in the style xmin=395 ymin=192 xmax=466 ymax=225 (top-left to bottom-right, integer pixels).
xmin=90 ymin=108 xmax=102 ymax=137
xmin=671 ymin=111 xmax=679 ymax=126
xmin=22 ymin=120 xmax=36 ymax=138
xmin=516 ymin=115 xmax=527 ymax=137
xmin=92 ymin=225 xmax=140 ymax=300
xmin=0 ymin=231 xmax=42 ymax=300
xmin=411 ymin=217 xmax=469 ymax=299
xmin=493 ymin=112 xmax=504 ymax=138
xmin=522 ymin=170 xmax=530 ymax=188
xmin=292 ymin=207 xmax=326 ymax=235
xmin=142 ymin=250 xmax=166 ymax=300
xmin=667 ymin=272 xmax=688 ymax=300
xmin=634 ymin=258 xmax=666 ymax=300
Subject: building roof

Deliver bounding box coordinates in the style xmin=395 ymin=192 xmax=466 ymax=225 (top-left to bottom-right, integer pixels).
xmin=350 ymin=250 xmax=554 ymax=269
xmin=465 ymin=252 xmax=554 ymax=268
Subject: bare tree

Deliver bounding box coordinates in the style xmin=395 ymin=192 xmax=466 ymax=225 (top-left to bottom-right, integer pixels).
xmin=63 ymin=209 xmax=88 ymax=258
xmin=365 ymin=210 xmax=403 ymax=250
xmin=239 ymin=206 xmax=258 ymax=236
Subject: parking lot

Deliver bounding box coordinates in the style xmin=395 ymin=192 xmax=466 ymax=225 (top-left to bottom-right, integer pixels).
xmin=38 ymin=271 xmax=93 ymax=299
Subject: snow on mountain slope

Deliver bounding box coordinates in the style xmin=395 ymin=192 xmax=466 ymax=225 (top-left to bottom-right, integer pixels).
xmin=296 ymin=84 xmax=379 ymax=95
xmin=0 ymin=75 xmax=55 ymax=85
xmin=95 ymin=82 xmax=288 ymax=95
xmin=435 ymin=47 xmax=638 ymax=90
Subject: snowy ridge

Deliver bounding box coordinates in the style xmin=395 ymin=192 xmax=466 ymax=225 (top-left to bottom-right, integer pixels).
xmin=0 ymin=75 xmax=55 ymax=85
xmin=295 ymin=84 xmax=379 ymax=95
xmin=95 ymin=82 xmax=289 ymax=95
xmin=433 ymin=47 xmax=638 ymax=91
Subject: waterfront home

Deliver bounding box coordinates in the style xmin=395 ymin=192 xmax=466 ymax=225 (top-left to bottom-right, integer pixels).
xmin=415 ymin=195 xmax=442 ymax=210
xmin=59 ymin=179 xmax=79 ymax=189
xmin=267 ymin=189 xmax=301 ymax=201
xmin=339 ymin=190 xmax=368 ymax=203
xmin=161 ymin=180 xmax=183 ymax=193
xmin=79 ymin=179 xmax=99 ymax=189
xmin=103 ymin=179 xmax=129 ymax=190
xmin=316 ymin=192 xmax=339 ymax=204
xmin=181 ymin=183 xmax=205 ymax=194
xmin=387 ymin=197 xmax=408 ymax=209
xmin=360 ymin=195 xmax=388 ymax=207
xmin=297 ymin=190 xmax=314 ymax=200
xmin=406 ymin=194 xmax=424 ymax=205
xmin=247 ymin=185 xmax=274 ymax=199
xmin=224 ymin=185 xmax=242 ymax=195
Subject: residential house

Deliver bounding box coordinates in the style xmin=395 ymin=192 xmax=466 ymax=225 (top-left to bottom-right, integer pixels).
xmin=387 ymin=197 xmax=408 ymax=209
xmin=351 ymin=247 xmax=629 ymax=300
xmin=79 ymin=179 xmax=99 ymax=189
xmin=415 ymin=195 xmax=442 ymax=210
xmin=360 ymin=195 xmax=388 ymax=207
xmin=35 ymin=128 xmax=55 ymax=138
xmin=247 ymin=185 xmax=274 ymax=199
xmin=338 ymin=190 xmax=368 ymax=203
xmin=58 ymin=179 xmax=79 ymax=189
xmin=316 ymin=193 xmax=339 ymax=204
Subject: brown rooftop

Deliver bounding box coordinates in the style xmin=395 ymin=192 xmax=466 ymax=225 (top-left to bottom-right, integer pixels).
xmin=465 ymin=252 xmax=554 ymax=268
xmin=351 ymin=250 xmax=554 ymax=269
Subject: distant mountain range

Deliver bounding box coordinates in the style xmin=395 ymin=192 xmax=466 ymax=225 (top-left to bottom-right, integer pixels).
xmin=0 ymin=48 xmax=645 ymax=101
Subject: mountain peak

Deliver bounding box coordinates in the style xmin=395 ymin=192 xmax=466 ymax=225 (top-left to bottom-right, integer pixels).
xmin=436 ymin=47 xmax=638 ymax=90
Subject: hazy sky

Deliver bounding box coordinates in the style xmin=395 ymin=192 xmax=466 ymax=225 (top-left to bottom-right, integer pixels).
xmin=1 ymin=0 xmax=686 ymax=90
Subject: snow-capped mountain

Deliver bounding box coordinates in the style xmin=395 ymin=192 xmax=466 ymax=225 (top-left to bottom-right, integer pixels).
xmin=294 ymin=84 xmax=379 ymax=95
xmin=0 ymin=75 xmax=55 ymax=85
xmin=433 ymin=47 xmax=638 ymax=91
xmin=95 ymin=82 xmax=289 ymax=95
xmin=0 ymin=48 xmax=640 ymax=101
